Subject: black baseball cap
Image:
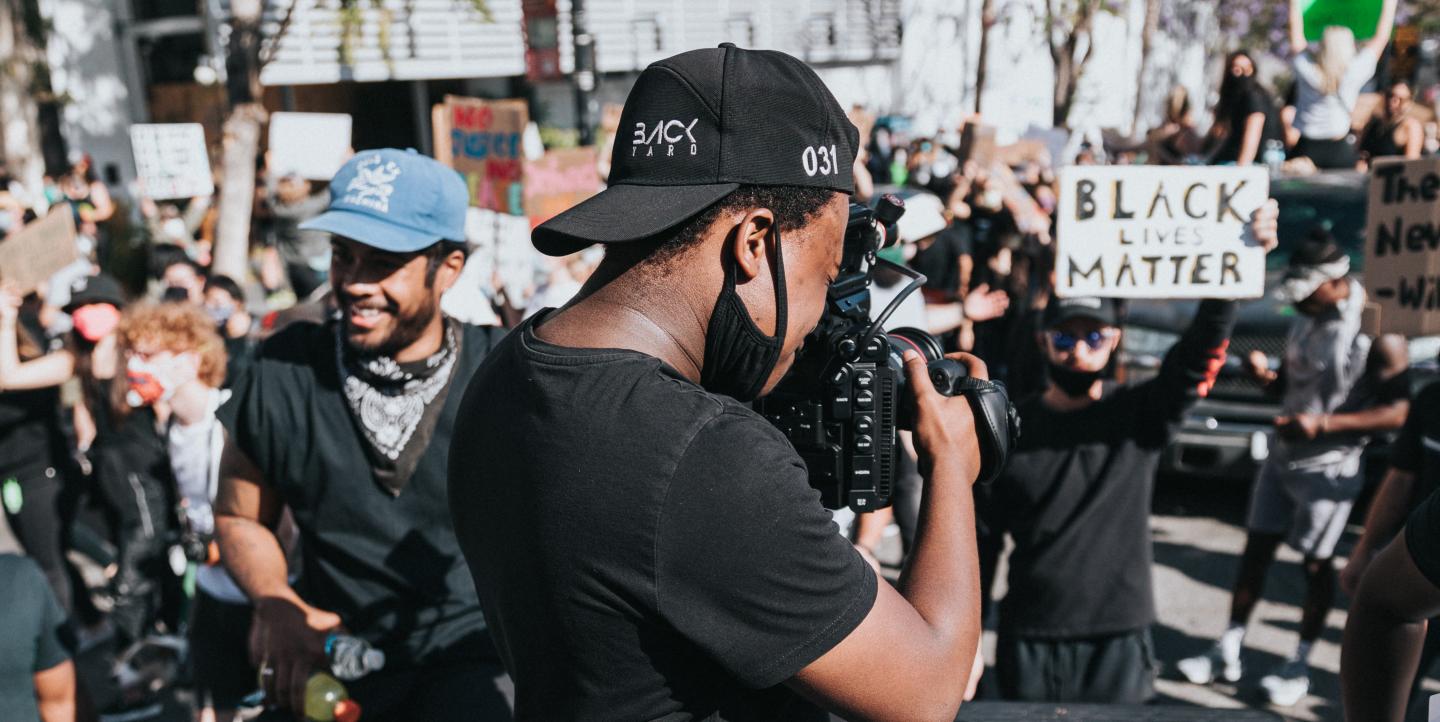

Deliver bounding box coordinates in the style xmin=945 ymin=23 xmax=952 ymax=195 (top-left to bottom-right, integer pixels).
xmin=533 ymin=44 xmax=859 ymax=256
xmin=1044 ymin=296 xmax=1119 ymax=328
xmin=64 ymin=273 xmax=126 ymax=313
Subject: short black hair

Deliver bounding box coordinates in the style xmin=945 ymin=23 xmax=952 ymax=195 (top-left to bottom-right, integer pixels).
xmin=623 ymin=184 xmax=837 ymax=269
xmin=1293 ymin=225 xmax=1345 ymax=267
xmin=423 ymin=240 xmax=468 ymax=287
xmin=204 ymin=274 xmax=244 ymax=303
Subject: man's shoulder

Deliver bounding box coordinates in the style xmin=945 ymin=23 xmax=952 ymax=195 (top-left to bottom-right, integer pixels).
xmin=253 ymin=320 xmax=332 ymax=367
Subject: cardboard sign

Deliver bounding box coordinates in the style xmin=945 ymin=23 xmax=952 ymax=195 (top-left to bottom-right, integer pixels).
xmin=433 ymin=96 xmax=528 ymax=214
xmin=1364 ymin=158 xmax=1440 ymax=336
xmin=268 ymin=112 xmax=353 ymax=180
xmin=0 ymin=211 xmax=78 ymax=293
xmin=1056 ymin=166 xmax=1268 ymax=299
xmin=959 ymin=122 xmax=997 ymax=168
xmin=1302 ymin=0 xmax=1382 ymax=41
xmin=130 ymin=123 xmax=214 ymax=200
xmin=523 ymin=147 xmax=601 ymax=227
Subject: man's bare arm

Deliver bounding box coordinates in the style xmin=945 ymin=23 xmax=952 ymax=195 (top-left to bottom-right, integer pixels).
xmin=1342 ymin=534 xmax=1440 ymax=722
xmin=1327 ymin=335 xmax=1410 ymax=435
xmin=213 ymin=440 xmax=292 ymax=602
xmin=1343 ymin=468 xmax=1419 ymax=595
xmin=34 ymin=660 xmax=76 ymax=722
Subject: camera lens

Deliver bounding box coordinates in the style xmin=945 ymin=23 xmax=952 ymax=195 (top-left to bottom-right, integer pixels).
xmin=885 ymin=327 xmax=944 ymax=364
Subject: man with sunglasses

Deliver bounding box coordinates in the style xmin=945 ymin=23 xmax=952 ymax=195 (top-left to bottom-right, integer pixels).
xmin=976 ymin=203 xmax=1279 ymax=704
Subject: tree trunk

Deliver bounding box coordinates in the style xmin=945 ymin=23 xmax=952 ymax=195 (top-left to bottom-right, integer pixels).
xmin=1132 ymin=0 xmax=1160 ymax=134
xmin=213 ymin=104 xmax=264 ymax=281
xmin=974 ymin=0 xmax=997 ymax=115
xmin=0 ymin=0 xmax=48 ymax=198
xmin=212 ymin=0 xmax=264 ymax=282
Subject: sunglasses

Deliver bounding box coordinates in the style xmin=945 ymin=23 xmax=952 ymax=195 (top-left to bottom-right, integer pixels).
xmin=1048 ymin=328 xmax=1117 ymax=352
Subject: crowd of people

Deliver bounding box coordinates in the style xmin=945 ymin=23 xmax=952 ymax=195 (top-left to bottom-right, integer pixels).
xmin=1 ymin=14 xmax=1440 ymax=722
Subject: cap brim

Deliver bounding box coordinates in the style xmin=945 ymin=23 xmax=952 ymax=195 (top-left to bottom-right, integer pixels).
xmin=299 ymin=209 xmax=446 ymax=253
xmin=532 ymin=182 xmax=740 ymax=257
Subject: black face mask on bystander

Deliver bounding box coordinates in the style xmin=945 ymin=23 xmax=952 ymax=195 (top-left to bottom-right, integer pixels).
xmin=699 ymin=229 xmax=787 ymax=402
xmin=1048 ymin=363 xmax=1102 ymax=397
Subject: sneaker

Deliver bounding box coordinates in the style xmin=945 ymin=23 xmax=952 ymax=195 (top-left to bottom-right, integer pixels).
xmin=1260 ymin=659 xmax=1311 ymax=706
xmin=1176 ymin=644 xmax=1242 ymax=684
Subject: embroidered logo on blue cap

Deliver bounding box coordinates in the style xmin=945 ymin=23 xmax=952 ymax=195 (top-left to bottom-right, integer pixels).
xmin=300 ymin=148 xmax=469 ymax=254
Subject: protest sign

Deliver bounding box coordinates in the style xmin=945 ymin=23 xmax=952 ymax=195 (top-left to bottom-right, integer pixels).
xmin=1056 ymin=166 xmax=1268 ymax=299
xmin=268 ymin=113 xmax=353 ymax=180
xmin=434 ymin=96 xmax=528 ymax=214
xmin=1363 ymin=158 xmax=1440 ymax=336
xmin=1301 ymin=0 xmax=1382 ymax=41
xmin=130 ymin=123 xmax=214 ymax=200
xmin=0 ymin=211 xmax=78 ymax=293
xmin=523 ymin=147 xmax=601 ymax=227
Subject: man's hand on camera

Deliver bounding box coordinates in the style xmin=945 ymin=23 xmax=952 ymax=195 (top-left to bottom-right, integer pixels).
xmin=249 ymin=594 xmax=343 ymax=714
xmin=902 ymin=350 xmax=987 ymax=485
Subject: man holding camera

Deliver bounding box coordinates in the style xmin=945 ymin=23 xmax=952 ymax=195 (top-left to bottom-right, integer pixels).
xmin=977 ymin=206 xmax=1279 ymax=704
xmin=449 ymin=45 xmax=999 ymax=721
xmin=214 ymin=149 xmax=511 ymax=720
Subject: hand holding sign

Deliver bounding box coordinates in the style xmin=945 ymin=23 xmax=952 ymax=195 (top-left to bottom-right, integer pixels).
xmin=1056 ymin=166 xmax=1270 ymax=299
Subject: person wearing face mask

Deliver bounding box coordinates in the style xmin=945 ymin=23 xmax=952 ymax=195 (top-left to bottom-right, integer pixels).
xmin=975 ymin=203 xmax=1279 ymax=704
xmin=1358 ymin=80 xmax=1425 ymax=169
xmin=1208 ymin=51 xmax=1285 ymax=166
xmin=1178 ymin=230 xmax=1410 ymax=705
xmin=202 ymin=275 xmax=255 ymax=386
xmin=213 ymin=149 xmax=511 ymax=721
xmin=449 ymin=45 xmax=996 ymax=721
xmin=117 ymin=302 xmax=255 ymax=722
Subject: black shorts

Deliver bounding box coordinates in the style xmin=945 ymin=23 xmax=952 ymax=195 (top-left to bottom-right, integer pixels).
xmin=1293 ymin=136 xmax=1357 ymax=170
xmin=189 ymin=588 xmax=256 ymax=710
xmin=996 ymin=627 xmax=1157 ymax=704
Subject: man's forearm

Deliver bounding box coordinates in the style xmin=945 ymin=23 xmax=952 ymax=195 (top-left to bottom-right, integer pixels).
xmin=1354 ymin=469 xmax=1419 ymax=557
xmin=897 ymin=459 xmax=982 ymax=668
xmin=216 ymin=514 xmax=297 ymax=603
xmin=1326 ymin=401 xmax=1410 ymax=436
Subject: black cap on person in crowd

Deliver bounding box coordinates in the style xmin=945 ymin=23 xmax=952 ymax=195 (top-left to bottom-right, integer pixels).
xmin=532 ymin=43 xmax=859 ymax=256
xmin=1043 ymin=296 xmax=1119 ymax=328
xmin=63 ymin=273 xmax=126 ymax=313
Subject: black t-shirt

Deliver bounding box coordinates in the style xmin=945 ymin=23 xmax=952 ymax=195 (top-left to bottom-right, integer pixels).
xmin=449 ymin=313 xmax=877 ymax=721
xmin=0 ymin=317 xmax=63 ymax=481
xmin=978 ymin=299 xmax=1236 ymax=638
xmin=0 ymin=553 xmax=71 ymax=722
xmin=1394 ymin=382 xmax=1440 ymax=499
xmin=1214 ymin=89 xmax=1283 ymax=164
xmin=910 ymin=220 xmax=974 ymax=297
xmin=218 ymin=319 xmax=504 ymax=667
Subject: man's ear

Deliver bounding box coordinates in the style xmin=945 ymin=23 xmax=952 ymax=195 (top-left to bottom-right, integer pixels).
xmin=433 ymin=247 xmax=468 ymax=294
xmin=729 ymin=208 xmax=776 ymax=283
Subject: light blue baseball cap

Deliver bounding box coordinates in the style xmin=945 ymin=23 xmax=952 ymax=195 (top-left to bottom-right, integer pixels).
xmin=300 ymin=148 xmax=469 ymax=253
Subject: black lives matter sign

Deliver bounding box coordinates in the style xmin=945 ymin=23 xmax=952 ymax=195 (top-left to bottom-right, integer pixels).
xmin=1056 ymin=166 xmax=1268 ymax=299
xmin=1366 ymin=158 xmax=1440 ymax=336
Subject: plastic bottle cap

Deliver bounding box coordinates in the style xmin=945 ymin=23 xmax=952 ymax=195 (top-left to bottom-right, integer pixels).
xmin=334 ymin=699 xmax=362 ymax=722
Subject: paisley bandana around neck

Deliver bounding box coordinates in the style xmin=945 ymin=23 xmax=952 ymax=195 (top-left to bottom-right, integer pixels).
xmin=336 ymin=320 xmax=458 ymax=470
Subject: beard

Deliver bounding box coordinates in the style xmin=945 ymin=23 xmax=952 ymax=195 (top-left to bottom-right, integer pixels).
xmin=345 ymin=292 xmax=441 ymax=359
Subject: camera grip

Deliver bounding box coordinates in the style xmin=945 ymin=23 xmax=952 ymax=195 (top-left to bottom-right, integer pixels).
xmin=952 ymin=376 xmax=1019 ymax=486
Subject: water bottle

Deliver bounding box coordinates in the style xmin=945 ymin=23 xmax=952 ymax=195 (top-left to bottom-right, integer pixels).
xmin=304 ymin=672 xmax=362 ymax=722
xmin=326 ymin=634 xmax=386 ymax=681
xmin=1262 ymin=139 xmax=1286 ymax=177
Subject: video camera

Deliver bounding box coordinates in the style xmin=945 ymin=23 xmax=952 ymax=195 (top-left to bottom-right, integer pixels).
xmin=759 ymin=195 xmax=1019 ymax=511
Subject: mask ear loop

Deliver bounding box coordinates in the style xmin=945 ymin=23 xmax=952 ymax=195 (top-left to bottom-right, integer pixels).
xmin=770 ymin=221 xmax=787 ymax=350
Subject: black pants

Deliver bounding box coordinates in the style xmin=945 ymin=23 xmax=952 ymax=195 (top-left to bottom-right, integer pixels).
xmin=996 ymin=628 xmax=1157 ymax=704
xmin=1293 ymin=136 xmax=1357 ymax=170
xmin=94 ymin=451 xmax=174 ymax=645
xmin=190 ymin=588 xmax=256 ymax=710
xmin=5 ymin=470 xmax=73 ymax=612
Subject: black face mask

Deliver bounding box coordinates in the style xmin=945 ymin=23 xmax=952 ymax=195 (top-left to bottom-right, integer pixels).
xmin=1047 ymin=362 xmax=1102 ymax=398
xmin=700 ymin=228 xmax=787 ymax=402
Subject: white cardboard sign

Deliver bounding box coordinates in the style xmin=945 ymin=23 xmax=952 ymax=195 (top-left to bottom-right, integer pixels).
xmin=268 ymin=112 xmax=353 ymax=180
xmin=129 ymin=123 xmax=214 ymax=200
xmin=1056 ymin=165 xmax=1269 ymax=299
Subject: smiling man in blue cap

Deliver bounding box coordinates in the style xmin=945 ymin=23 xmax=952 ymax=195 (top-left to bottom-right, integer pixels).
xmin=213 ymin=149 xmax=511 ymax=721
